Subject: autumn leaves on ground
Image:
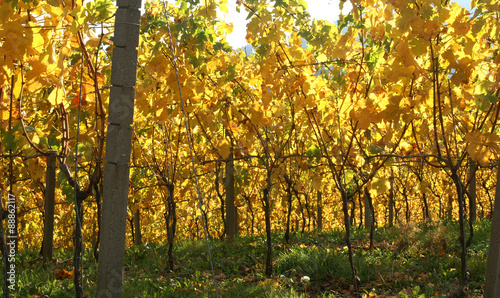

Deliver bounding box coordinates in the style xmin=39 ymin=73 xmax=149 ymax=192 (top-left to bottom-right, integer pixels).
xmin=1 ymin=0 xmax=499 ymax=297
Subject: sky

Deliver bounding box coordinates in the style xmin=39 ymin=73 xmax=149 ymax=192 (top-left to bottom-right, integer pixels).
xmin=218 ymin=0 xmax=473 ymax=49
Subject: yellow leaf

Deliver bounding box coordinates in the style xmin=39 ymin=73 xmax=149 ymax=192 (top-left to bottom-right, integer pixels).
xmin=47 ymin=87 xmax=65 ymax=106
xmin=219 ymin=3 xmax=228 ymax=13
xmin=399 ymin=141 xmax=414 ymax=156
xmin=259 ymin=278 xmax=279 ymax=288
xmin=410 ymin=38 xmax=428 ymax=56
xmin=32 ymin=133 xmax=41 ymax=145
xmin=452 ymin=21 xmax=469 ymax=35
xmin=354 ymin=107 xmax=380 ymax=130
xmin=311 ymin=174 xmax=322 ymax=191
xmin=369 ymin=177 xmax=390 ymax=197
xmin=219 ymin=139 xmax=230 ymax=159
xmin=86 ymin=29 xmax=110 ymax=48
xmin=316 ymin=53 xmax=327 ymax=62
xmin=0 ymin=110 xmax=9 ymax=121
xmin=218 ymin=21 xmax=233 ymax=35
xmin=26 ymin=79 xmax=43 ymax=93
xmin=464 ymin=132 xmax=500 ymax=166
xmin=40 ymin=41 xmax=57 ymax=66
xmin=12 ymin=71 xmax=23 ymax=99
xmin=31 ymin=33 xmax=45 ymax=54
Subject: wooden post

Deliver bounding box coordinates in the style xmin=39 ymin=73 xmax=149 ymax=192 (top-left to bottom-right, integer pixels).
xmin=42 ymin=150 xmax=57 ymax=261
xmin=96 ymin=0 xmax=141 ymax=296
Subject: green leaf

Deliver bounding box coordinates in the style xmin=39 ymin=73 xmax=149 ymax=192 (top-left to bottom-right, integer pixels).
xmin=95 ymin=0 xmax=114 ymax=22
xmin=366 ymin=43 xmax=384 ymax=71
xmin=62 ymin=183 xmax=74 ymax=202
xmin=214 ymin=42 xmax=232 ymax=53
xmin=58 ymin=170 xmax=68 ymax=187
xmin=342 ymin=169 xmax=355 ymax=184
xmin=39 ymin=136 xmax=49 ymax=148
xmin=5 ymin=0 xmax=19 ymax=9
xmin=179 ymin=1 xmax=188 ymax=15
xmin=306 ymin=144 xmax=321 ymax=162
xmin=338 ymin=13 xmax=353 ymax=31
xmin=274 ymin=0 xmax=289 ymax=8
xmin=369 ymin=176 xmax=390 ymax=197
xmin=413 ymin=285 xmax=421 ymax=295
xmin=1 ymin=123 xmax=22 ymax=151
xmin=188 ymin=54 xmax=203 ymax=68
xmin=368 ymin=144 xmax=385 ymax=154
xmin=246 ymin=10 xmax=256 ymax=20
xmin=48 ymin=127 xmax=60 ymax=149
xmin=25 ymin=126 xmax=36 ymax=133
xmin=225 ymin=63 xmax=237 ymax=82
xmin=475 ymin=92 xmax=496 ymax=111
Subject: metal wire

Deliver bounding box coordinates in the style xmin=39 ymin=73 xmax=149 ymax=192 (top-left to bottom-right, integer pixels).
xmin=161 ymin=2 xmax=219 ymax=297
xmin=73 ymin=49 xmax=85 ymax=296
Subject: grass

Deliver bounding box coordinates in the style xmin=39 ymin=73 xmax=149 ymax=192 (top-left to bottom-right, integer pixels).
xmin=8 ymin=219 xmax=491 ymax=297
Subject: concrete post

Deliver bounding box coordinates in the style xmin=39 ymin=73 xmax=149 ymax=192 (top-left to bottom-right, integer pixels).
xmin=96 ymin=0 xmax=141 ymax=296
xmin=485 ymin=163 xmax=500 ymax=297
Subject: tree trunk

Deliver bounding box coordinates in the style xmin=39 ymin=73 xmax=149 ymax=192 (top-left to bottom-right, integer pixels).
xmin=305 ymin=193 xmax=311 ymax=231
xmin=214 ymin=168 xmax=225 ymax=239
xmin=469 ymin=159 xmax=477 ymax=223
xmin=74 ymin=195 xmax=84 ymax=298
xmin=165 ymin=184 xmax=176 ymax=271
xmin=448 ymin=194 xmax=453 ymax=221
xmin=341 ymin=189 xmax=359 ymax=292
xmin=97 ymin=0 xmax=141 ymax=295
xmin=244 ymin=194 xmax=255 ymax=235
xmin=128 ymin=217 xmax=134 ymax=245
xmin=364 ymin=189 xmax=374 ymax=230
xmin=263 ymin=181 xmax=273 ymax=277
xmin=451 ymin=171 xmax=468 ymax=296
xmin=388 ymin=172 xmax=394 ymax=227
xmin=388 ymin=195 xmax=394 ymax=228
xmin=357 ymin=191 xmax=363 ymax=229
xmin=225 ymin=151 xmax=237 ymax=242
xmin=201 ymin=205 xmax=210 ymax=239
xmin=467 ymin=159 xmax=476 ymax=247
xmin=317 ymin=191 xmax=323 ymax=231
xmin=422 ymin=192 xmax=430 ymax=223
xmin=296 ymin=192 xmax=306 ymax=233
xmin=42 ymin=150 xmax=57 ymax=261
xmin=350 ymin=194 xmax=356 ymax=227
xmin=284 ymin=179 xmax=293 ymax=243
xmin=134 ymin=209 xmax=142 ymax=246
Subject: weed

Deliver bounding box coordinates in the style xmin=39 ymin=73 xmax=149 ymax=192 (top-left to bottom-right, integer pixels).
xmin=4 ymin=219 xmax=491 ymax=297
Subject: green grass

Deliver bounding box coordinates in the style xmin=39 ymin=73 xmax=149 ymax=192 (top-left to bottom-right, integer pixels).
xmin=7 ymin=219 xmax=491 ymax=297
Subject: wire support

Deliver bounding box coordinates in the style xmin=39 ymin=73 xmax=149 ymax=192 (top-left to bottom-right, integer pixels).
xmin=73 ymin=48 xmax=85 ymax=297
xmin=161 ymin=1 xmax=220 ymax=297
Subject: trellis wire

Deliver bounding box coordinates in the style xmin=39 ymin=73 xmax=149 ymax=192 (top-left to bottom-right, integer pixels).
xmin=161 ymin=1 xmax=220 ymax=297
xmin=73 ymin=48 xmax=85 ymax=295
